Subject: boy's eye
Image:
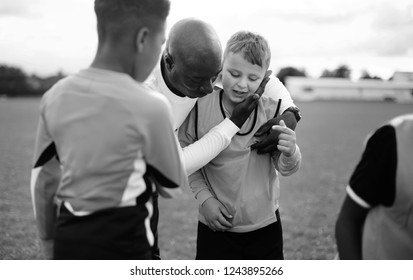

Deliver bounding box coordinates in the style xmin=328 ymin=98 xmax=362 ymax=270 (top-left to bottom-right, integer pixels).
xmin=249 ymin=77 xmax=258 ymax=82
xmin=229 ymin=71 xmax=240 ymax=77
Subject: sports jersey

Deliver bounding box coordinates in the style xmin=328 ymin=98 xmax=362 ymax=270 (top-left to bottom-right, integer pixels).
xmin=31 ymin=67 xmax=187 ymax=243
xmin=347 ymin=114 xmax=413 ymax=259
xmin=179 ymin=90 xmax=301 ymax=232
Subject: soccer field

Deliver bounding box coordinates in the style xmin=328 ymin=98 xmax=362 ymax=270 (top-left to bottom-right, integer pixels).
xmin=0 ymin=98 xmax=412 ymax=259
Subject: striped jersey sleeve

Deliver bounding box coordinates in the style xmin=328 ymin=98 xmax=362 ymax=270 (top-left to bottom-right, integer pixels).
xmin=347 ymin=125 xmax=397 ymax=208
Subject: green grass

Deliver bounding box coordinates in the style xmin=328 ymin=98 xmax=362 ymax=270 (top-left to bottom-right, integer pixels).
xmin=1 ymin=98 xmax=412 ymax=259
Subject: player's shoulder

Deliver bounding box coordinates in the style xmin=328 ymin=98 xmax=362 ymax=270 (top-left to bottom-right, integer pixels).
xmin=39 ymin=75 xmax=74 ymax=109
xmin=130 ymin=83 xmax=172 ymax=117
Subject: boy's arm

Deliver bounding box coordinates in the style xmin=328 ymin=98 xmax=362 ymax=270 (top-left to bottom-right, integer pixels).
xmin=335 ymin=195 xmax=368 ymax=259
xmin=335 ymin=124 xmax=397 ymax=259
xmin=178 ymin=107 xmax=214 ymax=201
xmin=144 ymin=99 xmax=188 ymax=198
xmin=181 ymin=73 xmax=271 ymax=176
xmin=179 ymin=108 xmax=233 ymax=231
xmin=270 ymin=120 xmax=301 ymax=176
xmin=31 ymin=110 xmax=61 ymax=259
xmin=252 ymin=75 xmax=301 ymax=154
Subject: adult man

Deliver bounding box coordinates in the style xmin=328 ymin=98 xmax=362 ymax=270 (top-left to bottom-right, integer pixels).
xmin=145 ymin=18 xmax=301 ymax=258
xmin=31 ymin=0 xmax=185 ymax=259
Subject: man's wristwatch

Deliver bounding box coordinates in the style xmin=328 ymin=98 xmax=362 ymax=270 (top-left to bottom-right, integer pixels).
xmin=284 ymin=106 xmax=302 ymax=122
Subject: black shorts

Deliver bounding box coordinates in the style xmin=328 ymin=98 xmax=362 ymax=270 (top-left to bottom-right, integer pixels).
xmin=196 ymin=209 xmax=284 ymax=260
xmin=53 ymin=202 xmax=154 ymax=260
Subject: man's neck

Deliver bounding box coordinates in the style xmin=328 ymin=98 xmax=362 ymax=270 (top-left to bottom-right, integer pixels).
xmin=160 ymin=58 xmax=186 ymax=98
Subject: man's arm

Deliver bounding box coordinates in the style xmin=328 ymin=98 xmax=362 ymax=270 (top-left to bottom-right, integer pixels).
xmin=179 ymin=72 xmax=271 ymax=176
xmin=335 ymin=195 xmax=368 ymax=259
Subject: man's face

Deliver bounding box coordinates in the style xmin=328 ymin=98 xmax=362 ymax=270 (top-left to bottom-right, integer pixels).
xmin=222 ymin=52 xmax=266 ymax=105
xmin=168 ymin=54 xmax=222 ymax=99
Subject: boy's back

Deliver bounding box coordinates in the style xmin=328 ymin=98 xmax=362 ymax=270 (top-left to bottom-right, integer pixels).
xmin=37 ymin=68 xmax=182 ymax=213
xmin=32 ymin=68 xmax=186 ymax=259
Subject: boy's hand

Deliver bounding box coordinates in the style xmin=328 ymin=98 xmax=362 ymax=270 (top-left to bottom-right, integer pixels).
xmin=252 ymin=111 xmax=297 ymax=154
xmin=271 ymin=120 xmax=296 ymax=157
xmin=230 ymin=70 xmax=272 ymax=128
xmin=200 ymin=197 xmax=233 ymax=231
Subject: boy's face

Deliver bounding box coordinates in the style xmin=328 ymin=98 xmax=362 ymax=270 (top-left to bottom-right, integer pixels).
xmin=222 ymin=52 xmax=266 ymax=105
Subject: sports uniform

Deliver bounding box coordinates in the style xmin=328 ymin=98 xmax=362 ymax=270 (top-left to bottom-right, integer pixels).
xmin=346 ymin=114 xmax=413 ymax=259
xmin=179 ymin=90 xmax=301 ymax=259
xmin=31 ymin=67 xmax=187 ymax=259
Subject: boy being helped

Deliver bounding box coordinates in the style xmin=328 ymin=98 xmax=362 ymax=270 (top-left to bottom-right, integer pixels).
xmin=179 ymin=31 xmax=301 ymax=259
xmin=31 ymin=0 xmax=187 ymax=260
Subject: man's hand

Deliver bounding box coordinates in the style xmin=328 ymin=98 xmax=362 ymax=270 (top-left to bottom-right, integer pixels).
xmin=230 ymin=70 xmax=272 ymax=128
xmin=200 ymin=197 xmax=233 ymax=232
xmin=251 ymin=111 xmax=298 ymax=154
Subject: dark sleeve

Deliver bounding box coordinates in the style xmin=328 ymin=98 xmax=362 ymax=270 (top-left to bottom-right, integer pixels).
xmin=349 ymin=125 xmax=397 ymax=207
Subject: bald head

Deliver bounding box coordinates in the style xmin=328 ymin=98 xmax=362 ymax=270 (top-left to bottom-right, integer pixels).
xmin=162 ymin=18 xmax=223 ymax=98
xmin=167 ymin=18 xmax=222 ymax=67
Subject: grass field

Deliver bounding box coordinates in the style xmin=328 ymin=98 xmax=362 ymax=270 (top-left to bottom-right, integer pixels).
xmin=0 ymin=98 xmax=412 ymax=260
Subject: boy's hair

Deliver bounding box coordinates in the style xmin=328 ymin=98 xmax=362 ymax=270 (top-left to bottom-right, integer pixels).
xmin=94 ymin=0 xmax=170 ymax=41
xmin=224 ymin=31 xmax=271 ymax=69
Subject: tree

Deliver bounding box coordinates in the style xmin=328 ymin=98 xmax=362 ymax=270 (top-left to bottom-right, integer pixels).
xmin=276 ymin=66 xmax=307 ymax=85
xmin=360 ymin=70 xmax=382 ymax=80
xmin=0 ymin=65 xmax=32 ymax=97
xmin=320 ymin=64 xmax=351 ymax=79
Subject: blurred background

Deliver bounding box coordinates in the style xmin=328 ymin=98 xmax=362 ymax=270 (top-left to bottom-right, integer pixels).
xmin=1 ymin=0 xmax=413 ymax=98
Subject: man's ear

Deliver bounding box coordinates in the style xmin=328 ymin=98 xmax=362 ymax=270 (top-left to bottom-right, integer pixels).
xmin=164 ymin=51 xmax=174 ymax=71
xmin=135 ymin=27 xmax=149 ymax=53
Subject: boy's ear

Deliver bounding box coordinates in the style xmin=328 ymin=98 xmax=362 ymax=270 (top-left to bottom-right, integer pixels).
xmin=135 ymin=27 xmax=149 ymax=53
xmin=164 ymin=52 xmax=174 ymax=70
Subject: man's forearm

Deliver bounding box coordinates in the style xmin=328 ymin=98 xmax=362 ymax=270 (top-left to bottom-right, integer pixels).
xmin=182 ymin=118 xmax=239 ymax=175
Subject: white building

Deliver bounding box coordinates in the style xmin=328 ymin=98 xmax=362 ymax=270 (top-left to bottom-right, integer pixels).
xmin=285 ymin=76 xmax=413 ymax=103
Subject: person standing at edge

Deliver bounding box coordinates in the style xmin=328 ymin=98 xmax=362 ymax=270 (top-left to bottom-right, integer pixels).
xmin=336 ymin=114 xmax=413 ymax=259
xmin=145 ymin=18 xmax=301 ymax=259
xmin=30 ymin=0 xmax=187 ymax=259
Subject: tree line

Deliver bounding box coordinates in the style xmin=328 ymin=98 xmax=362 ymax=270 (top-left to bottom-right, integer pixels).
xmin=276 ymin=64 xmax=387 ymax=86
xmin=0 ymin=63 xmax=387 ymax=97
xmin=0 ymin=64 xmax=65 ymax=97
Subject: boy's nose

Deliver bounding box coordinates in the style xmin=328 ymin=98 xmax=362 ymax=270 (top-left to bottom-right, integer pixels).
xmin=237 ymin=78 xmax=248 ymax=89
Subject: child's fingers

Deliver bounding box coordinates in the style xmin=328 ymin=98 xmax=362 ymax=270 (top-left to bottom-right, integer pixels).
xmin=272 ymin=124 xmax=292 ymax=135
xmin=278 ymin=133 xmax=295 ymax=141
xmin=278 ymin=139 xmax=294 ymax=148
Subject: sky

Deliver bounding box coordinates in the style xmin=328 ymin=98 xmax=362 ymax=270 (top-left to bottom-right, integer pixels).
xmin=0 ymin=0 xmax=412 ymax=80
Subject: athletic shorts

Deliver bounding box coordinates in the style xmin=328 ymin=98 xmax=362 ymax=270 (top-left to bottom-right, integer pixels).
xmin=53 ymin=202 xmax=154 ymax=260
xmin=196 ymin=209 xmax=284 ymax=260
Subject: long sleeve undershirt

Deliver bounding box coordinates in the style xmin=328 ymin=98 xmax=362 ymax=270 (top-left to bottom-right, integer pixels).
xmin=180 ymin=118 xmax=239 ymax=176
